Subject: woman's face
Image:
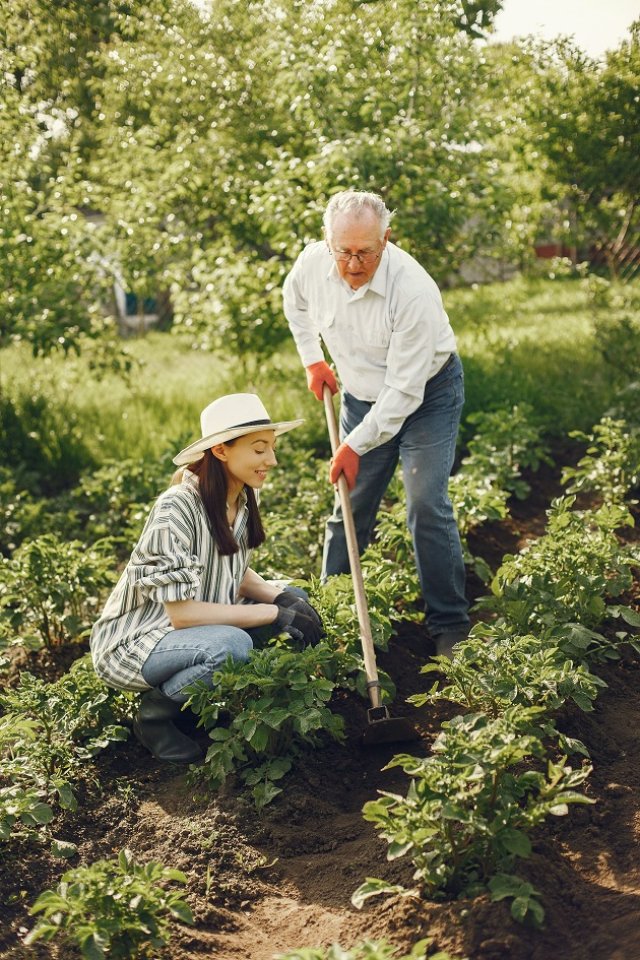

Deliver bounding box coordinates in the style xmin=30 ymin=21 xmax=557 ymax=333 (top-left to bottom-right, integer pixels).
xmin=213 ymin=429 xmax=278 ymax=490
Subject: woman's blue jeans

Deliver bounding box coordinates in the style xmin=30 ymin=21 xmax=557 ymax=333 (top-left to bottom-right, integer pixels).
xmin=322 ymin=354 xmax=470 ymax=636
xmin=140 ymin=625 xmax=253 ymax=704
xmin=140 ymin=587 xmax=308 ymax=703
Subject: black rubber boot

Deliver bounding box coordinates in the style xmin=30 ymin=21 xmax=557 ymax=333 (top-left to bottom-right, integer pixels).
xmin=133 ymin=688 xmax=204 ymax=763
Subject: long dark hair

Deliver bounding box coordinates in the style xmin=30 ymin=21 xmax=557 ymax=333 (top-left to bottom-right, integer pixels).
xmin=186 ymin=446 xmax=265 ymax=555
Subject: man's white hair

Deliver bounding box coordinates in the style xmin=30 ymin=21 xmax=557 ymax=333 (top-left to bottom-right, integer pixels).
xmin=323 ymin=190 xmax=394 ymax=241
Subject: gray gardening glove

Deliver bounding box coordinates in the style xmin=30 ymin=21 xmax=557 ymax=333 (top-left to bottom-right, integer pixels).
xmin=274 ymin=591 xmax=324 ymax=633
xmin=273 ymin=603 xmax=323 ymax=648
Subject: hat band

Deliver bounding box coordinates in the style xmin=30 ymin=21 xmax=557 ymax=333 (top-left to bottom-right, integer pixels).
xmin=227 ymin=417 xmax=271 ymax=430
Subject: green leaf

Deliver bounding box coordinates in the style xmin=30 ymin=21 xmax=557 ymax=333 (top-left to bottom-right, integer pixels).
xmin=26 ymin=803 xmax=54 ymax=826
xmin=499 ymin=828 xmax=532 ymax=858
xmin=351 ymin=877 xmax=409 ymax=909
xmin=252 ymin=780 xmax=282 ymax=810
xmin=51 ymin=838 xmax=78 ymax=859
xmin=169 ymin=900 xmax=195 ymax=925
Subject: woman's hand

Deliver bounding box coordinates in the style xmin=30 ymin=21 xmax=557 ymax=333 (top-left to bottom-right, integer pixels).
xmin=273 ymin=603 xmax=323 ymax=648
xmin=274 ymin=591 xmax=324 ymax=632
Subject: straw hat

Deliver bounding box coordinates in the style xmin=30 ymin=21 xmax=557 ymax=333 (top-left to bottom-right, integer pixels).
xmin=173 ymin=393 xmax=303 ymax=466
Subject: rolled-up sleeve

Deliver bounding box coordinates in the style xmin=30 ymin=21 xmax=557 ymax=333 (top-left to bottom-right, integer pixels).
xmin=128 ymin=522 xmax=202 ymax=603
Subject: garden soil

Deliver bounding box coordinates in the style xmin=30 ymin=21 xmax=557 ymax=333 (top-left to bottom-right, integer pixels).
xmin=1 ymin=458 xmax=640 ymax=960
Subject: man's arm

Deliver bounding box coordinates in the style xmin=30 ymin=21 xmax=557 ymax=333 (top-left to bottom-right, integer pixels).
xmin=346 ymin=291 xmax=451 ymax=454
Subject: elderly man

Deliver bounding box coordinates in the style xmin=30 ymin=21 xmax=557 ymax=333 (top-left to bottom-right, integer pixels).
xmin=282 ymin=189 xmax=469 ymax=656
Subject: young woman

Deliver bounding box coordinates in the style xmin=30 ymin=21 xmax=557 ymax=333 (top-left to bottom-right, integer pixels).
xmin=90 ymin=393 xmax=323 ymax=764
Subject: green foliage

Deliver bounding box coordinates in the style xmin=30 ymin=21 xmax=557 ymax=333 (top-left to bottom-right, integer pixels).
xmin=416 ymin=622 xmax=607 ymax=717
xmin=461 ymin=404 xmax=551 ymax=501
xmin=453 ymin=276 xmax=634 ymax=436
xmin=356 ymin=710 xmax=592 ymax=906
xmin=562 ymin=417 xmax=640 ymax=504
xmin=185 ymin=642 xmax=351 ymax=808
xmin=481 ymin=497 xmax=637 ymax=631
xmin=588 ymin=278 xmax=640 ymax=383
xmin=0 ymin=656 xmax=132 ymax=841
xmin=0 ymin=390 xmax=95 ymax=495
xmin=309 ymin=573 xmax=397 ymax=657
xmin=25 ymin=848 xmax=194 ymax=959
xmin=68 ymin=455 xmax=173 ymax=547
xmin=0 ymin=466 xmax=46 ymax=556
xmin=0 ymin=0 xmax=560 ymax=362
xmin=488 ymin=873 xmax=545 ymax=928
xmin=275 ymin=938 xmax=460 ymax=960
xmin=258 ymin=451 xmax=331 ymax=581
xmin=361 ymin=498 xmax=422 ymax=607
xmin=525 ymin=27 xmax=640 ymax=278
xmin=0 ymin=534 xmax=116 ymax=650
xmin=0 ymin=783 xmax=54 ymax=843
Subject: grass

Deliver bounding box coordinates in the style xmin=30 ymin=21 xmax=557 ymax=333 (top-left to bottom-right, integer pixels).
xmin=0 ymin=274 xmax=636 ymax=485
xmin=446 ymin=274 xmax=618 ymax=437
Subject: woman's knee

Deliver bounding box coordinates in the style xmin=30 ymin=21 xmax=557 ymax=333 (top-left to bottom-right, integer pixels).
xmin=214 ymin=626 xmax=253 ymax=665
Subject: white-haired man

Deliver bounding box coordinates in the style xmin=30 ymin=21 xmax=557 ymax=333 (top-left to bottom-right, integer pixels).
xmin=283 ymin=189 xmax=469 ymax=656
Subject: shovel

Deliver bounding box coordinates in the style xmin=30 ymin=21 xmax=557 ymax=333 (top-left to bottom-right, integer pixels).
xmin=323 ymin=385 xmax=420 ymax=747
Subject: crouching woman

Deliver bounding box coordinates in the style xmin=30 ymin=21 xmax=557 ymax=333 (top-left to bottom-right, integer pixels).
xmin=90 ymin=393 xmax=322 ymax=764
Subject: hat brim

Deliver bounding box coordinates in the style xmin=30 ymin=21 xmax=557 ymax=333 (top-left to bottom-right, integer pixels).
xmin=173 ymin=419 xmax=304 ymax=466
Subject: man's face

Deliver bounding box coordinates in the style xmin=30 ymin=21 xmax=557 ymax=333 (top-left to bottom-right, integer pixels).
xmin=327 ymin=211 xmax=390 ymax=290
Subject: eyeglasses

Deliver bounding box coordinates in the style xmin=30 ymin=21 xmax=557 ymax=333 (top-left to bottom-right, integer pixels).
xmin=332 ymin=247 xmax=382 ymax=265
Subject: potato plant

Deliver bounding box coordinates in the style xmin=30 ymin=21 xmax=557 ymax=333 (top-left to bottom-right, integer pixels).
xmin=354 ymin=709 xmax=592 ymax=923
xmin=481 ymin=497 xmax=638 ymax=631
xmin=0 ymin=534 xmax=116 ymax=650
xmin=562 ymin=417 xmax=640 ymax=504
xmin=276 ymin=939 xmax=462 ymax=960
xmin=67 ymin=455 xmax=174 ymax=549
xmin=0 ymin=657 xmax=132 ymax=842
xmin=0 ymin=783 xmax=54 ymax=842
xmin=461 ymin=403 xmax=552 ymax=501
xmin=185 ymin=641 xmax=354 ymax=808
xmin=416 ymin=622 xmax=608 ymax=717
xmin=25 ymin=848 xmax=194 ymax=959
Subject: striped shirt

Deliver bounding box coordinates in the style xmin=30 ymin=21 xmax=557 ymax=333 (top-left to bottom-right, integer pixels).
xmin=90 ymin=470 xmax=251 ymax=691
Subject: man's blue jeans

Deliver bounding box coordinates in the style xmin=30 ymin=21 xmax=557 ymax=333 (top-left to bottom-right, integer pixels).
xmin=322 ymin=354 xmax=470 ymax=636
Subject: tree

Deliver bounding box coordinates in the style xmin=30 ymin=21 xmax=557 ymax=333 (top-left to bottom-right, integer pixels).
xmin=524 ymin=24 xmax=640 ymax=278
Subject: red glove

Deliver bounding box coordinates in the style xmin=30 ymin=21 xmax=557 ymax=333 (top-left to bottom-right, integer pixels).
xmin=329 ymin=442 xmax=360 ymax=490
xmin=305 ymin=361 xmax=338 ymax=402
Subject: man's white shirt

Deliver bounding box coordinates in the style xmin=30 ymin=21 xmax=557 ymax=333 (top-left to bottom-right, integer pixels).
xmin=283 ymin=240 xmax=457 ymax=455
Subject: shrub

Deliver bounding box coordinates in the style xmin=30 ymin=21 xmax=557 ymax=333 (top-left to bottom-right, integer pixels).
xmin=354 ymin=709 xmax=592 ymax=918
xmin=0 ymin=534 xmax=116 ymax=650
xmin=25 ymin=848 xmax=193 ymax=959
xmin=186 ymin=641 xmax=352 ymax=808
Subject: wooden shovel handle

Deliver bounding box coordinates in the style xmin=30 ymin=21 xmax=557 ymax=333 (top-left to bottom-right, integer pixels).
xmin=323 ymin=385 xmax=381 ymax=708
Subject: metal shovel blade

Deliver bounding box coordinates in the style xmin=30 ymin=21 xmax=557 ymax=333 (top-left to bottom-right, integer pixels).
xmin=361 ymin=705 xmax=421 ymax=748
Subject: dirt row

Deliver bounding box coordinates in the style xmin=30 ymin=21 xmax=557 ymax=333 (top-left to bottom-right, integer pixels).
xmin=1 ymin=463 xmax=639 ymax=959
